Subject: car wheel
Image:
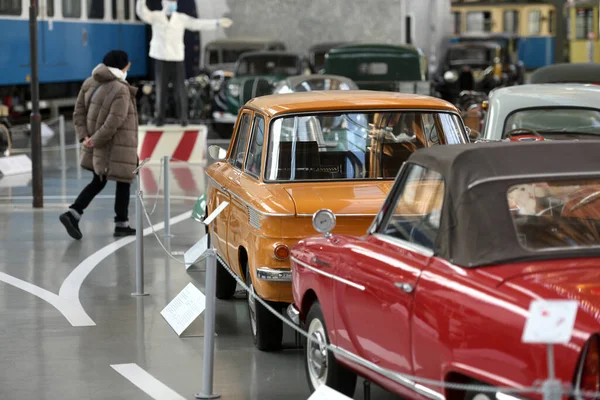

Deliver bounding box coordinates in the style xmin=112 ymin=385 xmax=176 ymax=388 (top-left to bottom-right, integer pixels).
xmin=464 ymin=382 xmax=493 ymax=400
xmin=245 ymin=266 xmax=283 ymax=351
xmin=207 ymin=232 xmax=237 ymax=300
xmin=304 ymin=301 xmax=357 ymax=397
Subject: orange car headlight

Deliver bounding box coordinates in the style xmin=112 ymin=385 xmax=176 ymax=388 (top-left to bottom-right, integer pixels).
xmin=273 ymin=244 xmax=290 ymax=261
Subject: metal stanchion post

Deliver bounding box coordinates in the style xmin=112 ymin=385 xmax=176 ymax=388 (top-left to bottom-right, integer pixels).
xmin=195 ymin=227 xmax=220 ymax=399
xmin=163 ymin=156 xmax=171 ymax=238
xmin=541 ymin=344 xmax=562 ymax=400
xmin=74 ymin=134 xmax=81 ymax=180
xmin=132 ymin=174 xmax=149 ymax=297
xmin=58 ymin=115 xmax=66 ymax=172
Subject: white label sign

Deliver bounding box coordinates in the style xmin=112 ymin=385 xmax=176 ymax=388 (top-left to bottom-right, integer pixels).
xmin=522 ymin=300 xmax=578 ymax=344
xmin=160 ymin=283 xmax=206 ymax=336
xmin=203 ymin=201 xmax=229 ymax=226
xmin=184 ymin=235 xmax=208 ymax=270
xmin=0 ymin=155 xmax=32 ymax=176
xmin=308 ymin=386 xmax=353 ymax=400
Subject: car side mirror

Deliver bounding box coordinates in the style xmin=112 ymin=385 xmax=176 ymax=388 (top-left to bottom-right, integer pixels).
xmin=208 ymin=145 xmax=227 ymax=161
xmin=312 ymin=209 xmax=336 ymax=237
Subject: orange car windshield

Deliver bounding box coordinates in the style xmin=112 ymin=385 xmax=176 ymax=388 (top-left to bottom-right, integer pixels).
xmin=508 ymin=180 xmax=600 ymax=251
xmin=264 ymin=111 xmax=466 ymax=181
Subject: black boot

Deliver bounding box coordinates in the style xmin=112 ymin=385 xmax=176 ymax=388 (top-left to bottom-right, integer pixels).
xmin=114 ymin=226 xmax=136 ymax=237
xmin=60 ymin=210 xmax=83 ymax=240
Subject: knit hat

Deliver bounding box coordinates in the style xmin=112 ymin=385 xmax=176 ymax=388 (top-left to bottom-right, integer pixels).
xmin=103 ymin=50 xmax=129 ymax=70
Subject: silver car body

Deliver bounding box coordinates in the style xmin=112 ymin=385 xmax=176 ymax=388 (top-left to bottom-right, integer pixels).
xmin=273 ymin=74 xmax=358 ymax=94
xmin=482 ymin=84 xmax=600 ymax=140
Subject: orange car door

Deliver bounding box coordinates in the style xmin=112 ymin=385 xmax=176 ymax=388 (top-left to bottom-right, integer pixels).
xmin=225 ymin=111 xmax=253 ymax=276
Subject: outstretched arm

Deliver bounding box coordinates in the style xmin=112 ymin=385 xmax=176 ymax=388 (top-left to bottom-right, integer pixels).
xmin=182 ymin=15 xmax=232 ymax=32
xmin=135 ymin=0 xmax=156 ymax=24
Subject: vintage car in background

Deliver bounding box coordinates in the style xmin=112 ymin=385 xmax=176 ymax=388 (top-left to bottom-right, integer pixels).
xmin=289 ymin=140 xmax=600 ymax=398
xmin=530 ymin=62 xmax=600 ymax=84
xmin=433 ymin=42 xmax=505 ymax=104
xmin=323 ymin=44 xmax=430 ymax=95
xmin=202 ymin=38 xmax=286 ymax=74
xmin=480 ymin=84 xmax=600 ymax=142
xmin=454 ymin=33 xmax=525 ymax=86
xmin=307 ymin=42 xmax=347 ymax=72
xmin=211 ymin=51 xmax=311 ymax=137
xmin=273 ymin=74 xmax=358 ymax=93
xmin=0 ymin=105 xmax=12 ymax=156
xmin=203 ymin=91 xmax=468 ymax=351
xmin=137 ymin=74 xmax=211 ymax=125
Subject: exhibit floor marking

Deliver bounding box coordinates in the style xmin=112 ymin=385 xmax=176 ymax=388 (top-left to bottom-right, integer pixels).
xmin=0 ymin=210 xmax=193 ymax=327
xmin=111 ymin=363 xmax=186 ymax=400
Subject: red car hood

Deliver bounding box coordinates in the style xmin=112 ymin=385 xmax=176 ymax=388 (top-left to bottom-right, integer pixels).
xmin=481 ymin=260 xmax=600 ymax=327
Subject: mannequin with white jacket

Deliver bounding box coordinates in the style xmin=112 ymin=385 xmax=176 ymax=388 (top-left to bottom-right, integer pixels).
xmin=136 ymin=0 xmax=233 ymax=126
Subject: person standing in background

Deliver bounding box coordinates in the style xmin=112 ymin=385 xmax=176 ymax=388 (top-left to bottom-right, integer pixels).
xmin=60 ymin=50 xmax=139 ymax=240
xmin=136 ymin=0 xmax=233 ymax=126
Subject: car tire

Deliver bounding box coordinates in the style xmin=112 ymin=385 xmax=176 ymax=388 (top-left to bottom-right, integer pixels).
xmin=245 ymin=266 xmax=283 ymax=352
xmin=207 ymin=232 xmax=237 ymax=300
xmin=304 ymin=301 xmax=357 ymax=397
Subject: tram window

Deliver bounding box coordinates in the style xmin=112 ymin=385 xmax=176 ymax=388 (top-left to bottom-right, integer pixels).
xmin=111 ymin=0 xmax=129 ymax=19
xmin=124 ymin=0 xmax=129 ymax=20
xmin=405 ymin=15 xmax=413 ymax=44
xmin=62 ymin=0 xmax=80 ymax=17
xmin=112 ymin=0 xmax=117 ymax=19
xmin=452 ymin=12 xmax=461 ymax=35
xmin=576 ymin=8 xmax=595 ymax=40
xmin=47 ymin=0 xmax=54 ymax=16
xmin=0 ymin=0 xmax=21 ymax=15
xmin=503 ymin=10 xmax=519 ymax=34
xmin=88 ymin=0 xmax=104 ymax=19
xmin=548 ymin=10 xmax=555 ymax=34
xmin=528 ymin=10 xmax=541 ymax=35
xmin=466 ymin=11 xmax=492 ymax=33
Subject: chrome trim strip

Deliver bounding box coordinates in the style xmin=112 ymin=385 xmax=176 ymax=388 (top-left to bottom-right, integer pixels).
xmin=291 ymin=256 xmax=365 ymax=291
xmin=256 ymin=267 xmax=292 ymax=282
xmin=333 ymin=346 xmax=445 ymax=400
xmin=297 ymin=213 xmax=378 ymax=217
xmin=467 ymin=171 xmax=600 ymax=190
xmin=205 ymin=175 xmax=295 ymax=217
xmin=372 ymin=233 xmax=435 ymax=257
xmin=286 ymin=304 xmax=300 ymax=325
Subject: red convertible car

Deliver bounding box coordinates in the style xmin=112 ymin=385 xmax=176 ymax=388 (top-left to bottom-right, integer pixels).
xmin=288 ymin=140 xmax=600 ymax=399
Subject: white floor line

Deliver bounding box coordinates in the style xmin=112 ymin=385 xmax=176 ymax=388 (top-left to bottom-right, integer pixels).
xmin=111 ymin=363 xmax=186 ymax=400
xmin=0 ymin=210 xmax=193 ymax=327
xmin=0 ymin=194 xmax=199 ymax=201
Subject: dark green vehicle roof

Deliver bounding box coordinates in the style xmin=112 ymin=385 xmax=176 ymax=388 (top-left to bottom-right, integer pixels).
xmin=328 ymin=43 xmax=421 ymax=56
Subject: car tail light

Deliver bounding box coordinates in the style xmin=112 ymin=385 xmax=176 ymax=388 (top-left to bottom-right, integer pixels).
xmin=273 ymin=244 xmax=290 ymax=261
xmin=577 ymin=336 xmax=600 ymax=398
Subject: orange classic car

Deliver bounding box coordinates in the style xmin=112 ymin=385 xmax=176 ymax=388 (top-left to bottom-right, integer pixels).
xmin=204 ymin=90 xmax=468 ymax=351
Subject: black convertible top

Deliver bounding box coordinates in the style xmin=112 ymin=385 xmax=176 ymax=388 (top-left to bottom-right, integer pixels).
xmin=406 ymin=140 xmax=600 ymax=267
xmin=530 ymin=63 xmax=600 ymax=84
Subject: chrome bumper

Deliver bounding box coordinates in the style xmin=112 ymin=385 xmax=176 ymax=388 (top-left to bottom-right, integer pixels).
xmin=256 ymin=267 xmax=292 ymax=282
xmin=286 ymin=304 xmax=300 ymax=325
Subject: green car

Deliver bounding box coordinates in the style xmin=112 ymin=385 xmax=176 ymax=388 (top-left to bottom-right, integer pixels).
xmin=212 ymin=51 xmax=310 ymax=137
xmin=323 ymin=43 xmax=430 ymax=94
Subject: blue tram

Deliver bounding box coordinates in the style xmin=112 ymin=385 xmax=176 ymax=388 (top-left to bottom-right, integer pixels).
xmin=451 ymin=0 xmax=556 ymax=70
xmin=0 ymin=0 xmax=147 ymax=103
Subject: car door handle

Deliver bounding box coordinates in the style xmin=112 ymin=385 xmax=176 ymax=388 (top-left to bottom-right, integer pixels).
xmin=394 ymin=282 xmax=414 ymax=293
xmin=312 ymin=256 xmax=330 ymax=268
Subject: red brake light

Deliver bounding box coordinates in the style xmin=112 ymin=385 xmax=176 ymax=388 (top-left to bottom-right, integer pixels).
xmin=579 ymin=336 xmax=600 ymax=398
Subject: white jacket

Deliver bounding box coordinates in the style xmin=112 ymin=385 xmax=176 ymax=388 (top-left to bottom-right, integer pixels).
xmin=136 ymin=1 xmax=219 ymax=62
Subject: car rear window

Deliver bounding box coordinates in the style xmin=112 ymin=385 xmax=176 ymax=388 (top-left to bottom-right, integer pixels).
xmin=508 ymin=180 xmax=600 ymax=251
xmin=264 ymin=111 xmax=466 ymax=182
xmin=504 ymin=108 xmax=600 ymax=138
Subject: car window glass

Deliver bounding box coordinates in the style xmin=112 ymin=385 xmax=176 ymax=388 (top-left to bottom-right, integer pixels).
xmin=245 ymin=115 xmax=265 ymax=179
xmin=229 ymin=113 xmax=252 ymax=169
xmin=265 ymin=111 xmax=466 ymax=182
xmin=503 ymin=108 xmax=600 ymax=138
xmin=379 ymin=164 xmax=445 ymax=250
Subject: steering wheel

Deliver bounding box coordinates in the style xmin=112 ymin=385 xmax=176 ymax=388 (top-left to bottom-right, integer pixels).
xmin=505 ymin=128 xmax=542 ymax=139
xmin=345 ymin=151 xmax=365 ymax=179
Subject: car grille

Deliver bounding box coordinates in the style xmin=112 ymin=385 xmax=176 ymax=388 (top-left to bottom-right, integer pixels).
xmin=459 ymin=70 xmax=475 ymax=91
xmin=240 ymin=78 xmax=273 ymax=104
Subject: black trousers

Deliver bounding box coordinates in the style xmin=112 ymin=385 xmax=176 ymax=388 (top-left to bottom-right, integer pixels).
xmin=154 ymin=59 xmax=188 ymax=123
xmin=70 ymin=173 xmax=130 ymax=223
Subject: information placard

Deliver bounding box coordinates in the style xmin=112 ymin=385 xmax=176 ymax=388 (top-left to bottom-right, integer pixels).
xmin=0 ymin=155 xmax=32 ymax=176
xmin=160 ymin=283 xmax=206 ymax=337
xmin=522 ymin=300 xmax=578 ymax=344
xmin=184 ymin=235 xmax=208 ymax=270
xmin=308 ymin=385 xmax=353 ymax=400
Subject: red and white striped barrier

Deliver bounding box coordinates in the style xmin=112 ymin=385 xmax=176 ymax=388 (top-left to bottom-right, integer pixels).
xmin=139 ymin=164 xmax=205 ymax=198
xmin=138 ymin=125 xmax=208 ymax=165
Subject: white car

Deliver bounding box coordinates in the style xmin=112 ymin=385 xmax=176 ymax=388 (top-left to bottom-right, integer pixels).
xmin=481 ymin=84 xmax=600 ymax=141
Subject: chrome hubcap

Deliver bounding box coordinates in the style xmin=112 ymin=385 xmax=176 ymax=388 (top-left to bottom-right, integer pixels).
xmin=307 ymin=318 xmax=328 ymax=389
xmin=248 ymin=281 xmax=257 ymax=337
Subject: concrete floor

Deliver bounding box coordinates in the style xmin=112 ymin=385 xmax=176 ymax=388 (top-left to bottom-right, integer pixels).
xmin=0 ymin=143 xmax=400 ymax=400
